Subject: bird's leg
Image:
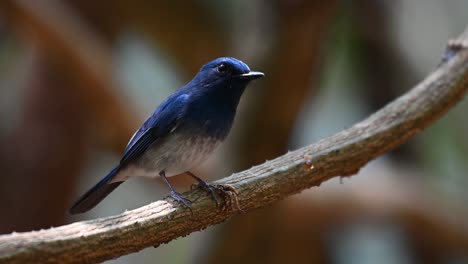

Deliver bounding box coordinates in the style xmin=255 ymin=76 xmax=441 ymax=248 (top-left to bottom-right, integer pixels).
xmin=186 ymin=171 xmax=233 ymax=207
xmin=186 ymin=171 xmax=221 ymax=207
xmin=159 ymin=171 xmax=192 ymax=210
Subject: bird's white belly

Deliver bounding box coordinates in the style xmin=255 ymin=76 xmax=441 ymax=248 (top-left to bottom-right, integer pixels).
xmin=113 ymin=134 xmax=221 ymax=182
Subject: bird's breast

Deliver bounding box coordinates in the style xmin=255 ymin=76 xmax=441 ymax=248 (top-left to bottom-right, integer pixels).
xmin=186 ymin=99 xmax=236 ymax=140
xmin=118 ymin=132 xmax=222 ymax=180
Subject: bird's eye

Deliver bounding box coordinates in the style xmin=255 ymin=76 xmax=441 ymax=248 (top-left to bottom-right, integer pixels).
xmin=217 ymin=63 xmax=228 ymax=74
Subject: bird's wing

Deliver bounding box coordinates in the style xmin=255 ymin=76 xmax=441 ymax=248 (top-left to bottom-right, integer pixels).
xmin=119 ymin=93 xmax=190 ymax=166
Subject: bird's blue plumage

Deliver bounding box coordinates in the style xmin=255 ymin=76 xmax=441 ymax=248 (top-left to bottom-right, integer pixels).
xmin=69 ymin=57 xmax=264 ymax=214
xmin=120 ymin=93 xmax=190 ymax=166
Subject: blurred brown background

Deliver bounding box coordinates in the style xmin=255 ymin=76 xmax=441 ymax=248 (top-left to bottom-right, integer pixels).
xmin=0 ymin=0 xmax=467 ymax=263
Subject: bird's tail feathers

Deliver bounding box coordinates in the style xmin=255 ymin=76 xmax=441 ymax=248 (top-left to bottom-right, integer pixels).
xmin=69 ymin=166 xmax=123 ymax=215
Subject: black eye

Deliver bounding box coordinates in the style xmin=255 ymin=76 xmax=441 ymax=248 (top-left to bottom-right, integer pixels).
xmin=217 ymin=63 xmax=228 ymax=74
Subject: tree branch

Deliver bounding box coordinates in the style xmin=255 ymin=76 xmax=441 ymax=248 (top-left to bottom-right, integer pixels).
xmin=0 ymin=27 xmax=467 ymax=264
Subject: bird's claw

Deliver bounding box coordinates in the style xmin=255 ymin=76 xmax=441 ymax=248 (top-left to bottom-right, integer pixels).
xmin=170 ymin=191 xmax=192 ymax=211
xmin=194 ymin=182 xmax=222 ymax=207
xmin=215 ymin=184 xmax=242 ymax=212
xmin=186 ymin=172 xmax=241 ymax=212
xmin=194 ymin=182 xmax=241 ymax=212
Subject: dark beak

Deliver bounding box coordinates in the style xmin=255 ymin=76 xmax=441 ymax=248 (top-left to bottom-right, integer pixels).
xmin=237 ymin=71 xmax=265 ymax=80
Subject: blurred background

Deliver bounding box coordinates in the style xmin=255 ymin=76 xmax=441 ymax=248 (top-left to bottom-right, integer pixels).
xmin=0 ymin=0 xmax=467 ymax=263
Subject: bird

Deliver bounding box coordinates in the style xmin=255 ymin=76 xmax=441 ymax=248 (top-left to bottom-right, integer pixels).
xmin=69 ymin=57 xmax=264 ymax=214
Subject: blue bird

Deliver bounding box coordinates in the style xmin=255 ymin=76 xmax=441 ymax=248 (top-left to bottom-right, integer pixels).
xmin=69 ymin=57 xmax=264 ymax=214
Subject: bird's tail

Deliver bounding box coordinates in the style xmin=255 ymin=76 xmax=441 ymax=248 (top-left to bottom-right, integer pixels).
xmin=69 ymin=166 xmax=123 ymax=215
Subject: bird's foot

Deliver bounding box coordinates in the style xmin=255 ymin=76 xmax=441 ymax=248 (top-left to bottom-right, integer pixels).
xmin=192 ymin=180 xmax=223 ymax=207
xmin=170 ymin=191 xmax=192 ymax=210
xmin=186 ymin=172 xmax=241 ymax=212
xmin=192 ymin=182 xmax=241 ymax=212
xmin=214 ymin=184 xmax=242 ymax=212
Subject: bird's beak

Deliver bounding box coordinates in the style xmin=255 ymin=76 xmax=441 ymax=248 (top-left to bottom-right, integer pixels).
xmin=237 ymin=71 xmax=265 ymax=80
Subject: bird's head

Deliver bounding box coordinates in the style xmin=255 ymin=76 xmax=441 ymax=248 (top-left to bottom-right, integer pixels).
xmin=199 ymin=57 xmax=264 ymax=81
xmin=183 ymin=57 xmax=264 ymax=113
xmin=191 ymin=57 xmax=264 ymax=93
